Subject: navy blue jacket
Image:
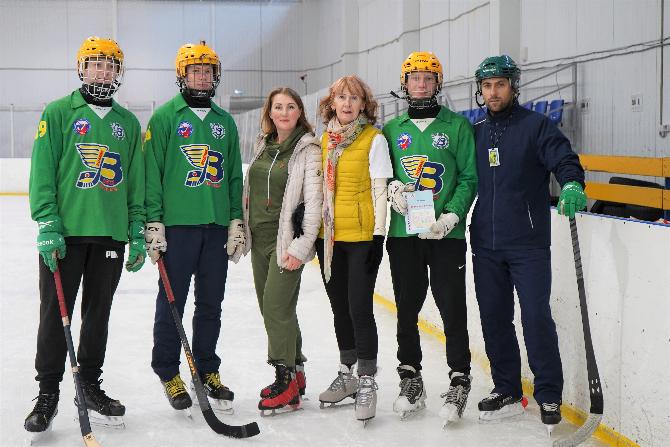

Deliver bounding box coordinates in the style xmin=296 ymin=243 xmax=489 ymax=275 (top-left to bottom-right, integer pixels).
xmin=470 ymin=104 xmax=584 ymax=250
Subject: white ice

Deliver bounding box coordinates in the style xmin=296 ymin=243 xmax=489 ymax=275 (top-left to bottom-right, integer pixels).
xmin=1 ymin=196 xmax=605 ymax=447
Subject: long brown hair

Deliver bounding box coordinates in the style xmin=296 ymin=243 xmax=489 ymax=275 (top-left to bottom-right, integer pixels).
xmin=260 ymin=87 xmax=313 ymax=135
xmin=318 ymin=75 xmax=378 ymax=125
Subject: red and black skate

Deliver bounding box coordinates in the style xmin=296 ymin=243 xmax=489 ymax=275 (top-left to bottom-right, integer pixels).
xmin=258 ymin=365 xmax=301 ymax=416
xmin=260 ymin=363 xmax=306 ymax=397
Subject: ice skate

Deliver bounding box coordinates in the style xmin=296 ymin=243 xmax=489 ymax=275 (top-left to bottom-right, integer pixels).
xmin=540 ymin=402 xmax=561 ymax=435
xmin=478 ymin=392 xmax=527 ymax=422
xmin=191 ymin=372 xmax=234 ymax=415
xmin=393 ymin=365 xmax=426 ymax=420
xmin=24 ymin=392 xmax=59 ymax=445
xmin=318 ymin=364 xmax=358 ymax=409
xmin=439 ymin=372 xmax=472 ymax=427
xmin=355 ymin=375 xmax=378 ymax=426
xmin=258 ymin=364 xmax=301 ymax=417
xmin=161 ymin=374 xmax=193 ymax=418
xmin=260 ymin=362 xmax=306 ymax=398
xmin=75 ymin=379 xmax=125 ymax=429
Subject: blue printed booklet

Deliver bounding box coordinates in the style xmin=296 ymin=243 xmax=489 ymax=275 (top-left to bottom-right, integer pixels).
xmin=404 ymin=190 xmax=436 ymax=234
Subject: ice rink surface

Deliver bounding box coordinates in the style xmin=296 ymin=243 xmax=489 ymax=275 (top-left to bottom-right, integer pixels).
xmin=0 ymin=196 xmax=605 ymax=447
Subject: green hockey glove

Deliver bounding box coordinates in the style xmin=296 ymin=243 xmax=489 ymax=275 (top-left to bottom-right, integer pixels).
xmin=126 ymin=221 xmax=146 ymax=272
xmin=558 ymin=181 xmax=587 ymax=218
xmin=36 ymin=217 xmax=66 ymax=272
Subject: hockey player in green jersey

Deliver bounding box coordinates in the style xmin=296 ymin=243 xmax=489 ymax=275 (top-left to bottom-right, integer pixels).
xmin=144 ymin=41 xmax=244 ymax=414
xmin=382 ymin=52 xmax=478 ymax=426
xmin=25 ymin=36 xmax=145 ymax=435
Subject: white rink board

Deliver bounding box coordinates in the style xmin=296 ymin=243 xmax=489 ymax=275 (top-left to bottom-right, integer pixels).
xmin=376 ymin=212 xmax=670 ymax=446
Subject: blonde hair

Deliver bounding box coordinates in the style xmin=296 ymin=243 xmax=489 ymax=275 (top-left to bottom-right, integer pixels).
xmin=318 ymin=75 xmax=378 ymax=125
xmin=260 ymin=87 xmax=313 ymax=135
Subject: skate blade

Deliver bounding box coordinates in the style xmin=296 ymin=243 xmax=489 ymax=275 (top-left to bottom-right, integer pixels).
xmin=359 ymin=417 xmax=374 ymax=427
xmin=319 ymin=396 xmax=355 ymax=409
xmin=479 ymin=402 xmax=524 ymax=423
xmin=191 ymin=386 xmax=234 ymax=415
xmin=440 ymin=405 xmax=460 ymax=428
xmin=398 ymin=403 xmax=427 ymax=421
xmin=24 ymin=426 xmax=54 ymax=446
xmin=545 ymin=423 xmax=558 ymax=436
xmin=260 ymin=403 xmax=302 ymax=417
xmin=81 ymin=410 xmax=125 ymax=429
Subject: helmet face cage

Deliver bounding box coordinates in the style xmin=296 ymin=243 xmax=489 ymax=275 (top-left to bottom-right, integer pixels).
xmin=401 ymin=70 xmax=442 ymax=109
xmin=78 ymin=55 xmax=124 ymax=101
xmin=177 ymin=59 xmax=221 ymax=98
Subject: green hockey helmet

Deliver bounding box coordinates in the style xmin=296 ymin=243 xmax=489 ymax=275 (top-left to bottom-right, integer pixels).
xmin=475 ymin=55 xmax=520 ymax=83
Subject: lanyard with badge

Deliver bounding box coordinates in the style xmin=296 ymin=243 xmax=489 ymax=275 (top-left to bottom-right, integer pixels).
xmin=487 ymin=113 xmax=512 ymax=167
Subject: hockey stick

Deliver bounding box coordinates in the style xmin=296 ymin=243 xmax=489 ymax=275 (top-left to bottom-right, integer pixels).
xmin=53 ymin=268 xmax=103 ymax=447
xmin=553 ymin=217 xmax=603 ymax=447
xmin=156 ymin=258 xmax=260 ymax=439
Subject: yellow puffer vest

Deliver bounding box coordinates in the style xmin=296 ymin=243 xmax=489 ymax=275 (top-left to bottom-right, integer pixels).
xmin=320 ymin=124 xmax=380 ymax=242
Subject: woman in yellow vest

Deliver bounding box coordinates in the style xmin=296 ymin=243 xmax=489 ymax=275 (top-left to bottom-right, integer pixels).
xmin=315 ymin=75 xmax=392 ymax=424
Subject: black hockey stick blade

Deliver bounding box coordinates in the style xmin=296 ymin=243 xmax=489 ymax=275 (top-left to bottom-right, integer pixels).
xmin=157 ymin=259 xmax=260 ymax=439
xmin=553 ymin=217 xmax=603 ymax=447
xmin=53 ymin=269 xmax=103 ymax=447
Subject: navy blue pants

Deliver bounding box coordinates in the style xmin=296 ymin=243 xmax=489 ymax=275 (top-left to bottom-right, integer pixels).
xmin=151 ymin=225 xmax=229 ymax=382
xmin=472 ymin=246 xmax=563 ymax=404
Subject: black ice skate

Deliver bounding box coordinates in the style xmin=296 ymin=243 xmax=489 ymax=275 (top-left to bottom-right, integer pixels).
xmin=439 ymin=372 xmax=472 ymax=427
xmin=392 ymin=365 xmax=426 ymax=420
xmin=258 ymin=364 xmax=301 ymax=417
xmin=161 ymin=374 xmax=193 ymax=417
xmin=24 ymin=391 xmax=59 ymax=445
xmin=540 ymin=402 xmax=562 ymax=435
xmin=75 ymin=379 xmax=125 ymax=429
xmin=191 ymin=372 xmax=234 ymax=414
xmin=478 ymin=392 xmax=527 ymax=422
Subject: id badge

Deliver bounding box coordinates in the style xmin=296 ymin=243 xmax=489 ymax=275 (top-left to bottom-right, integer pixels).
xmin=488 ymin=147 xmax=500 ymax=167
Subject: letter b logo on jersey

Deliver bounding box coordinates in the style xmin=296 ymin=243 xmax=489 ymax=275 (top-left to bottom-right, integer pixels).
xmin=75 ymin=143 xmax=123 ymax=189
xmin=400 ymin=155 xmax=445 ymax=194
xmin=180 ymin=144 xmax=224 ymax=187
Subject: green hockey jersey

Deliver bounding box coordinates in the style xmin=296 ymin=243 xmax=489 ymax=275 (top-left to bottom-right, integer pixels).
xmin=144 ymin=93 xmax=243 ymax=226
xmin=29 ymin=89 xmax=145 ymax=242
xmin=382 ymin=106 xmax=478 ymax=239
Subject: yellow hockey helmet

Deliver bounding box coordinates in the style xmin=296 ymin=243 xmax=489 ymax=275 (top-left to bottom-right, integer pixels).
xmin=175 ymin=41 xmax=221 ymax=97
xmin=400 ymin=51 xmax=443 ymax=88
xmin=76 ymin=36 xmax=124 ymax=100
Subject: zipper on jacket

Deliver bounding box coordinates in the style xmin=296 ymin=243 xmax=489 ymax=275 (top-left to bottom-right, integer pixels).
xmin=527 ymin=202 xmax=534 ymax=229
xmin=266 ymin=149 xmax=280 ymax=210
xmin=492 ymin=168 xmax=496 ymax=250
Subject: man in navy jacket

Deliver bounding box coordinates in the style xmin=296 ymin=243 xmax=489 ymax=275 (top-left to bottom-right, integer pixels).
xmin=470 ymin=55 xmax=587 ymax=431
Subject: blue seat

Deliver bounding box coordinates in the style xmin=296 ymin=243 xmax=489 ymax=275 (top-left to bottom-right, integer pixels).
xmin=533 ymin=101 xmax=548 ymax=115
xmin=521 ymin=101 xmax=533 ymax=110
xmin=547 ymin=99 xmax=565 ymax=125
xmin=473 ymin=107 xmax=486 ymax=123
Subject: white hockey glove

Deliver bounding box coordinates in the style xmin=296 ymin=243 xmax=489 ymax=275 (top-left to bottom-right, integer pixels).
xmin=227 ymin=219 xmax=245 ymax=264
xmin=144 ymin=222 xmax=167 ymax=264
xmin=418 ymin=212 xmax=459 ymax=240
xmin=388 ymin=180 xmax=415 ymax=216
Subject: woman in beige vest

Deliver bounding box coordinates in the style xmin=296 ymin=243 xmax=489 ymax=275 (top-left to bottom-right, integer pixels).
xmin=315 ymin=75 xmax=393 ymax=424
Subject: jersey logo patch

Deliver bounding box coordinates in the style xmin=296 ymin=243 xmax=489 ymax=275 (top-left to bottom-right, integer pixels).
xmin=396 ymin=133 xmax=412 ymax=150
xmin=35 ymin=120 xmax=47 ymax=140
xmin=210 ymin=122 xmax=226 ymax=139
xmin=177 ymin=121 xmax=194 ymax=138
xmin=431 ymin=132 xmax=449 ymax=149
xmin=400 ymin=155 xmax=445 ymax=194
xmin=73 ymin=118 xmax=91 ymax=136
xmin=75 ymin=143 xmax=124 ymax=190
xmin=180 ymin=144 xmax=224 ymax=187
xmin=110 ymin=122 xmax=125 ymax=140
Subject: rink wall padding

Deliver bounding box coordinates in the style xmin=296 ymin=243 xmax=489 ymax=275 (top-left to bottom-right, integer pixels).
xmin=0 ymin=158 xmax=30 ymax=195
xmin=371 ymin=212 xmax=669 ymax=447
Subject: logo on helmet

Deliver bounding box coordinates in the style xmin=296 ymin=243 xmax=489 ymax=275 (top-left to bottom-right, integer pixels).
xmin=73 ymin=119 xmax=91 ymax=136
xmin=177 ymin=121 xmax=194 ymax=138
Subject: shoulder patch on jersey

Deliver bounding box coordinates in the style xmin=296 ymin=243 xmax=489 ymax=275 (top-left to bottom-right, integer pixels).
xmin=177 ymin=121 xmax=193 ymax=138
xmin=431 ymin=133 xmax=449 ymax=150
xmin=396 ymin=132 xmax=412 ymax=150
xmin=35 ymin=120 xmax=47 ymax=140
xmin=210 ymin=122 xmax=226 ymax=139
xmin=73 ymin=118 xmax=91 ymax=136
xmin=110 ymin=122 xmax=125 ymax=140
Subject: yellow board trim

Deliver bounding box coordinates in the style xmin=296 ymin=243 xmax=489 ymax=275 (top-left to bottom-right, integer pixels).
xmin=584 ymin=182 xmax=667 ymax=210
xmin=0 ymin=192 xmax=28 ymax=196
xmin=369 ymin=290 xmax=641 ymax=447
xmin=579 ymin=154 xmax=668 ymax=177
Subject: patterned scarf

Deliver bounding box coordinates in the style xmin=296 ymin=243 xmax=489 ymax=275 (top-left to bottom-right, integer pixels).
xmin=322 ymin=115 xmax=367 ymax=282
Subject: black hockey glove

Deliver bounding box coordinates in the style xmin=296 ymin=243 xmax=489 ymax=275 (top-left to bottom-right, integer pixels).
xmin=366 ymin=235 xmax=385 ymax=273
xmin=291 ymin=202 xmax=305 ymax=239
